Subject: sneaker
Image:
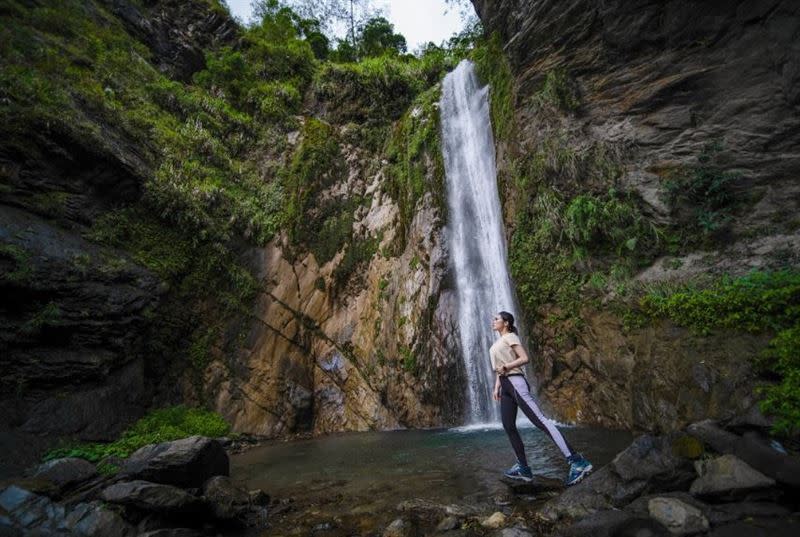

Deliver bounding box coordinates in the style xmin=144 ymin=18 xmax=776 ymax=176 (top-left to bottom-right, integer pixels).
xmin=565 ymin=454 xmax=593 ymax=486
xmin=503 ymin=462 xmax=533 ymax=482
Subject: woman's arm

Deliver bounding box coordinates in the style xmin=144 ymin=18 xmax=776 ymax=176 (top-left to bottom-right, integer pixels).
xmin=493 ymin=374 xmax=501 ymax=401
xmin=499 ymin=344 xmax=529 ymax=373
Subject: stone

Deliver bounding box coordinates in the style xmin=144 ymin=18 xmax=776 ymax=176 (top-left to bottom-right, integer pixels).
xmin=564 ymin=510 xmax=668 ymax=537
xmin=707 ymin=502 xmax=791 ymax=526
xmin=33 ymin=457 xmax=99 ymax=493
xmin=688 ymin=420 xmax=800 ymax=488
xmin=708 ymin=514 xmax=800 ymax=537
xmin=481 ymin=512 xmax=506 ymax=529
xmin=690 ymin=455 xmax=775 ymax=497
xmin=138 ymin=530 xmax=203 ymax=537
xmin=100 ymin=480 xmax=203 ymax=515
xmin=539 ymin=466 xmax=642 ymax=521
xmin=436 ymin=516 xmax=460 ymax=531
xmin=383 ymin=517 xmax=411 ymax=537
xmin=0 ymin=485 xmax=135 ymax=536
xmin=497 ymin=527 xmax=534 ymax=537
xmin=202 ymin=475 xmax=251 ymax=520
xmin=612 ymin=434 xmax=695 ymax=490
xmin=120 ymin=436 xmax=229 ymax=488
xmin=648 ymin=497 xmax=709 ymax=535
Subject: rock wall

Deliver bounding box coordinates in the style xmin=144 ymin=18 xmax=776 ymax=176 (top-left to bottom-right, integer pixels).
xmin=203 ymin=120 xmax=465 ymax=436
xmin=471 ymin=0 xmax=800 ymax=431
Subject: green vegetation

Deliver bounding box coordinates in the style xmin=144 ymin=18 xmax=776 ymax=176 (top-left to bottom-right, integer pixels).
xmin=535 ymin=69 xmax=580 ymax=112
xmin=471 ymin=33 xmax=514 ymax=141
xmin=662 ymin=142 xmax=740 ymax=242
xmin=384 ymin=85 xmax=447 ymax=252
xmin=44 ymin=405 xmax=231 ymax=463
xmin=0 ymin=243 xmax=32 ymax=283
xmin=642 ymin=270 xmax=800 ymax=435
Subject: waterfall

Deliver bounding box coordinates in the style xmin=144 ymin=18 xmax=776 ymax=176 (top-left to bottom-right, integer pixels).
xmin=440 ymin=60 xmax=518 ymax=425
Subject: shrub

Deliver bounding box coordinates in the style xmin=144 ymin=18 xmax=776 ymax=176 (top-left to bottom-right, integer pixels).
xmin=44 ymin=405 xmax=231 ymax=462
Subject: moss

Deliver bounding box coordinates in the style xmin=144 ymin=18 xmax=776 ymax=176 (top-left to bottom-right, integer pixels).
xmin=331 ymin=235 xmax=379 ymax=292
xmin=384 ymin=85 xmax=446 ymax=253
xmin=20 ymin=301 xmax=61 ymax=335
xmin=0 ymin=243 xmax=32 ymax=283
xmin=535 ymin=69 xmax=580 ymax=112
xmin=399 ymin=345 xmax=417 ymax=373
xmin=471 ymin=33 xmax=514 ymax=142
xmin=671 ymin=435 xmax=704 ymax=459
xmin=44 ymin=405 xmax=231 ymax=462
xmin=642 ymin=270 xmax=800 ymax=435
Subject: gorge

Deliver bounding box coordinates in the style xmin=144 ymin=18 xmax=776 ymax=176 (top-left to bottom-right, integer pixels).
xmin=1 ymin=0 xmax=798 ymax=498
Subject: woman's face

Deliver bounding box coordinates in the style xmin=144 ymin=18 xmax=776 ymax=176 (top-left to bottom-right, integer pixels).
xmin=492 ymin=314 xmax=506 ymax=332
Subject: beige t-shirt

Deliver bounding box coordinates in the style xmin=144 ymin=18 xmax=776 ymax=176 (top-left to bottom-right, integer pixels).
xmin=489 ymin=332 xmax=524 ymax=375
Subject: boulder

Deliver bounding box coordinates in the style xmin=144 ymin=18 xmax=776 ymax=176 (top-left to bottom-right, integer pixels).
xmin=383 ymin=517 xmax=411 ymax=537
xmin=138 ymin=530 xmax=203 ymax=537
xmin=612 ymin=435 xmax=695 ymax=490
xmin=481 ymin=512 xmax=506 ymax=529
xmin=706 ymin=502 xmax=791 ymax=526
xmin=690 ymin=455 xmax=775 ymax=497
xmin=648 ymin=497 xmax=709 ymax=535
xmin=202 ymin=475 xmax=251 ymax=520
xmin=688 ymin=420 xmax=800 ymax=488
xmin=496 ymin=527 xmax=534 ymax=537
xmin=33 ymin=457 xmax=99 ymax=493
xmin=100 ymin=480 xmax=203 ymax=515
xmin=564 ymin=510 xmax=668 ymax=537
xmin=436 ymin=515 xmax=460 ymax=531
xmin=120 ymin=436 xmax=228 ymax=488
xmin=539 ymin=466 xmax=645 ymax=521
xmin=0 ymin=485 xmax=135 ymax=536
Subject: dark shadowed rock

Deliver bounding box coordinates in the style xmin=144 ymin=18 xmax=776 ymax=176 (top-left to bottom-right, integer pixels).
xmin=706 ymin=501 xmax=791 ymax=526
xmin=563 ymin=509 xmax=669 ymax=537
xmin=138 ymin=530 xmax=203 ymax=537
xmin=100 ymin=480 xmax=203 ymax=515
xmin=33 ymin=457 xmax=98 ymax=494
xmin=708 ymin=514 xmax=800 ymax=537
xmin=612 ymin=434 xmax=696 ymax=490
xmin=690 ymin=455 xmax=775 ymax=498
xmin=202 ymin=475 xmax=251 ymax=520
xmin=121 ymin=436 xmax=228 ymax=488
xmin=647 ymin=496 xmax=709 ymax=535
xmin=0 ymin=485 xmax=135 ymax=536
xmin=688 ymin=420 xmax=800 ymax=488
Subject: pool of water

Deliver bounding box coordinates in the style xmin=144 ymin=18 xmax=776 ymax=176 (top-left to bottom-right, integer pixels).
xmin=231 ymin=423 xmax=633 ymax=535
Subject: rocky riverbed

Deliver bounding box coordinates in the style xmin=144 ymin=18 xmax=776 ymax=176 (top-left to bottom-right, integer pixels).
xmin=2 ymin=406 xmax=798 ymax=536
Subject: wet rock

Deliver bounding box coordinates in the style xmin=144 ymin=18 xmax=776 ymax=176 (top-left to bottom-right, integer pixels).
xmin=504 ymin=474 xmax=564 ymax=494
xmin=690 ymin=455 xmax=775 ymax=497
xmin=708 ymin=514 xmax=800 ymax=537
xmin=248 ymin=488 xmax=270 ymax=506
xmin=202 ymin=475 xmax=251 ymax=520
xmin=33 ymin=457 xmax=98 ymax=494
xmin=611 ymin=434 xmax=695 ymax=490
xmin=383 ymin=517 xmax=411 ymax=537
xmin=496 ymin=527 xmax=534 ymax=537
xmin=648 ymin=497 xmax=709 ymax=535
xmin=0 ymin=485 xmax=135 ymax=536
xmin=481 ymin=512 xmax=506 ymax=529
xmin=437 ymin=515 xmax=460 ymax=531
xmin=563 ymin=510 xmax=668 ymax=537
xmin=120 ymin=436 xmax=228 ymax=488
xmin=100 ymin=480 xmax=203 ymax=515
xmin=138 ymin=530 xmax=203 ymax=537
xmin=539 ymin=466 xmax=643 ymax=521
xmin=396 ymin=498 xmax=477 ymax=517
xmin=688 ymin=421 xmax=800 ymax=488
xmin=706 ymin=502 xmax=791 ymax=526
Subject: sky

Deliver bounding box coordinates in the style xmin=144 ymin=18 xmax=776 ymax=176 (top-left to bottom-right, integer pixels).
xmin=223 ymin=0 xmax=470 ymax=51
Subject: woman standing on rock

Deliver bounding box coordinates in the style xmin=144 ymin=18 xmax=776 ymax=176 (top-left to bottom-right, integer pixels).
xmin=490 ymin=311 xmax=593 ymax=486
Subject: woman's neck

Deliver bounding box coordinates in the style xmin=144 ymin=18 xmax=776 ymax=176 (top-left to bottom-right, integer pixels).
xmin=499 ymin=328 xmax=509 ymax=336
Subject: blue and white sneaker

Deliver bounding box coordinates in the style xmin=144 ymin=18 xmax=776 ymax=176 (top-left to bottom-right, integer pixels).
xmin=566 ymin=454 xmax=593 ymax=486
xmin=503 ymin=462 xmax=533 ymax=482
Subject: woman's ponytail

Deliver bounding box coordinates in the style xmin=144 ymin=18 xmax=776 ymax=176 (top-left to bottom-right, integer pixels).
xmin=498 ymin=311 xmax=517 ymax=334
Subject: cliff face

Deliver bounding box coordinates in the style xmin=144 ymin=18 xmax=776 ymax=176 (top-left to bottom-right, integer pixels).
xmin=471 ymin=0 xmax=800 ymax=430
xmin=1 ymin=0 xmax=464 ymax=463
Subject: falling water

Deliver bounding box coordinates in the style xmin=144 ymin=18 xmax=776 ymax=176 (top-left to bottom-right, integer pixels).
xmin=440 ymin=60 xmax=517 ymax=424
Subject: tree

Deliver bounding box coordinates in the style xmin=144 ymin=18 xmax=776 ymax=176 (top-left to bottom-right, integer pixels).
xmin=357 ymin=16 xmax=406 ymax=58
xmin=259 ymin=0 xmax=385 ymax=47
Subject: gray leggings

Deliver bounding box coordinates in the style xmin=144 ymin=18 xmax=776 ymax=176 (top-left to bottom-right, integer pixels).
xmin=499 ymin=375 xmax=574 ymax=466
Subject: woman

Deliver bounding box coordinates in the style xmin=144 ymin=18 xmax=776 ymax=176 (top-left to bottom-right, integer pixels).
xmin=490 ymin=311 xmax=593 ymax=485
